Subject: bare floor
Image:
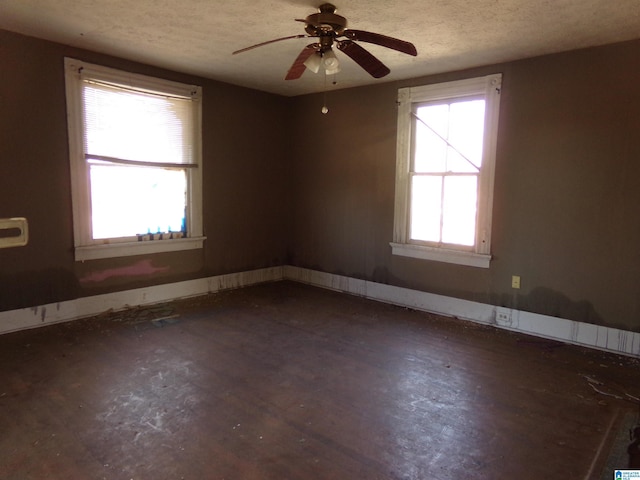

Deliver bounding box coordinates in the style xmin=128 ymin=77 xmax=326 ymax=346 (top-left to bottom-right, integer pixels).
xmin=0 ymin=281 xmax=638 ymax=479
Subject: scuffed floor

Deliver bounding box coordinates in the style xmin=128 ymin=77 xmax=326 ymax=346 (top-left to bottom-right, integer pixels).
xmin=0 ymin=281 xmax=638 ymax=479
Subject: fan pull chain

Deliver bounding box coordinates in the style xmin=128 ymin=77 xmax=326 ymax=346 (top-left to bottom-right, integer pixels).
xmin=322 ymin=71 xmax=329 ymax=114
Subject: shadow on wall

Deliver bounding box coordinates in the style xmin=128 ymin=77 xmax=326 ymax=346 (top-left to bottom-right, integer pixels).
xmin=370 ymin=268 xmax=616 ymax=331
xmin=0 ymin=268 xmax=81 ymax=312
xmin=497 ymin=286 xmax=606 ymax=327
xmin=297 ymin=265 xmax=619 ymax=330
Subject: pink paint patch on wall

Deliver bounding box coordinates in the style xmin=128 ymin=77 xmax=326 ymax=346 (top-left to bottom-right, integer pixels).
xmin=80 ymin=259 xmax=170 ymax=284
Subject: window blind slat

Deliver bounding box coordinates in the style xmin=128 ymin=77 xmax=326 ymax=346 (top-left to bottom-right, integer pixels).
xmin=86 ymin=154 xmax=198 ymax=169
xmin=82 ymin=82 xmax=193 ymax=165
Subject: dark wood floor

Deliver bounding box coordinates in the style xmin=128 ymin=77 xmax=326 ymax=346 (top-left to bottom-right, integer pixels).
xmin=0 ymin=281 xmax=638 ymax=479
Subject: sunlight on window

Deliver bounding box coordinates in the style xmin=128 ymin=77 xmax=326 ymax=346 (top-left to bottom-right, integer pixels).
xmin=410 ymin=176 xmax=441 ymax=242
xmin=410 ymin=98 xmax=485 ymax=246
xmin=442 ymin=176 xmax=477 ymax=246
xmin=447 ymin=100 xmax=485 ymax=169
xmin=90 ymin=163 xmax=186 ymax=239
xmin=82 ymin=81 xmax=193 ymax=241
xmin=84 ymin=84 xmax=192 ymax=165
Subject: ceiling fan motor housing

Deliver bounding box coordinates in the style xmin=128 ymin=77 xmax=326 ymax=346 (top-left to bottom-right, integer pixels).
xmin=304 ymin=3 xmax=347 ymax=36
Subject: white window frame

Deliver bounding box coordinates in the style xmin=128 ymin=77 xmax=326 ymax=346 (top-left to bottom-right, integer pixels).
xmin=64 ymin=58 xmax=205 ymax=261
xmin=391 ymin=74 xmax=502 ymax=268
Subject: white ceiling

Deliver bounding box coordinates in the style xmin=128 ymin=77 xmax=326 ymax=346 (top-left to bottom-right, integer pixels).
xmin=1 ymin=0 xmax=639 ymax=97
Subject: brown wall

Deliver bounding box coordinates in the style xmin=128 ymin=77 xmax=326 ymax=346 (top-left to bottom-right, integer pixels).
xmin=288 ymin=39 xmax=640 ymax=333
xmin=2 ymin=28 xmax=640 ymax=334
xmin=0 ymin=30 xmax=289 ymax=310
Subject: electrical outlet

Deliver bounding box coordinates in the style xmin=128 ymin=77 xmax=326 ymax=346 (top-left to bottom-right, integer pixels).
xmin=511 ymin=275 xmax=521 ymax=289
xmin=495 ymin=307 xmax=512 ymax=326
xmin=0 ymin=217 xmax=28 ymax=249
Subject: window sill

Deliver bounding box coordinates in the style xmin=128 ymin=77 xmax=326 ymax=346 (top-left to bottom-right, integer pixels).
xmin=390 ymin=242 xmax=491 ymax=268
xmin=75 ymin=236 xmax=206 ymax=261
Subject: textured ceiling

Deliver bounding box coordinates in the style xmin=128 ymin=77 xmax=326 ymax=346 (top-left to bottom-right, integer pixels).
xmin=1 ymin=0 xmax=640 ymax=96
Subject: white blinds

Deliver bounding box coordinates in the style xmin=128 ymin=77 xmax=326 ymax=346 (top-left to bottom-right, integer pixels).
xmin=82 ymin=81 xmax=195 ymax=166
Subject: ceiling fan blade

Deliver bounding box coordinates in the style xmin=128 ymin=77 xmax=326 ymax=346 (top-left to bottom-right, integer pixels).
xmin=344 ymin=29 xmax=417 ymax=56
xmin=336 ymin=40 xmax=390 ymax=78
xmin=285 ymin=44 xmax=319 ymax=80
xmin=232 ymin=35 xmax=307 ymax=55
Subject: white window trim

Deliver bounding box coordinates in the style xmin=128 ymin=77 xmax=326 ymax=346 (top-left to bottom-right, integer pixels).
xmin=64 ymin=58 xmax=205 ymax=261
xmin=391 ymin=74 xmax=502 ymax=268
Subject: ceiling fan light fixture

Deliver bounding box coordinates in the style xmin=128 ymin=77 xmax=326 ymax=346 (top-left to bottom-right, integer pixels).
xmin=303 ymin=52 xmax=322 ymax=73
xmin=234 ymin=4 xmax=417 ymax=82
xmin=322 ymin=49 xmax=340 ymax=75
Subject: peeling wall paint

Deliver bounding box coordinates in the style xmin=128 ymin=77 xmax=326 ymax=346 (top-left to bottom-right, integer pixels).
xmin=80 ymin=259 xmax=170 ymax=284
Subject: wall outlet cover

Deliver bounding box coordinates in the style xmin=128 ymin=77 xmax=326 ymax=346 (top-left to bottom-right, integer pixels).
xmin=495 ymin=307 xmax=512 ymax=327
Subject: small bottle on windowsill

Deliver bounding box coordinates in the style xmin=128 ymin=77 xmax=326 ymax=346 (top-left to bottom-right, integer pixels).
xmin=139 ymin=228 xmax=151 ymax=241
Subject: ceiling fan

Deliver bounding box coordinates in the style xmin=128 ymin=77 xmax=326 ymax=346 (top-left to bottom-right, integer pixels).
xmin=232 ymin=3 xmax=418 ymax=81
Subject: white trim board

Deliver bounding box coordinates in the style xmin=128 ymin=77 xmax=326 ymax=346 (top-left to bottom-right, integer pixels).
xmin=0 ymin=267 xmax=283 ymax=335
xmin=0 ymin=265 xmax=638 ymax=358
xmin=284 ymin=266 xmax=640 ymax=358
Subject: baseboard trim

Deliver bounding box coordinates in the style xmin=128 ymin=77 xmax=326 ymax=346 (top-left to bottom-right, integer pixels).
xmin=1 ymin=265 xmax=638 ymax=357
xmin=284 ymin=266 xmax=640 ymax=358
xmin=0 ymin=266 xmax=283 ymax=335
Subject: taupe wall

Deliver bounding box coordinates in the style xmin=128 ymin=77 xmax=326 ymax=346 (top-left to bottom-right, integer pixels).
xmin=288 ymin=39 xmax=640 ymax=332
xmin=0 ymin=30 xmax=289 ymax=310
xmin=2 ymin=28 xmax=639 ymax=334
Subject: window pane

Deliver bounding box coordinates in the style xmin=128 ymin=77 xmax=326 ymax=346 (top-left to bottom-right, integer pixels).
xmin=90 ymin=163 xmax=186 ymax=239
xmin=414 ymin=104 xmax=448 ymax=172
xmin=83 ymin=82 xmax=193 ymax=164
xmin=414 ymin=99 xmax=485 ymax=174
xmin=448 ymin=100 xmax=485 ymax=169
xmin=442 ymin=176 xmax=477 ymax=246
xmin=410 ymin=175 xmax=442 ymax=242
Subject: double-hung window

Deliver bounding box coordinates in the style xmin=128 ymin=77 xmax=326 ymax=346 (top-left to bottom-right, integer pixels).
xmin=64 ymin=58 xmax=204 ymax=261
xmin=391 ymin=74 xmax=502 ymax=268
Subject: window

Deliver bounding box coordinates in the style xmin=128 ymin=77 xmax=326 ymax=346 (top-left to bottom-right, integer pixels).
xmin=391 ymin=74 xmax=502 ymax=268
xmin=64 ymin=58 xmax=204 ymax=261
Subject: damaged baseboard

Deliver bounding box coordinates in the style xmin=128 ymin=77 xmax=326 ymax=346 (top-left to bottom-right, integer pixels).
xmin=284 ymin=266 xmax=640 ymax=358
xmin=0 ymin=266 xmax=284 ymax=335
xmin=0 ymin=265 xmax=638 ymax=358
